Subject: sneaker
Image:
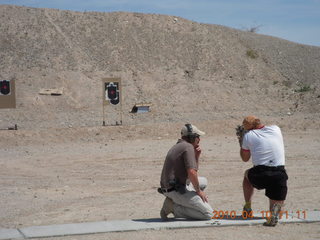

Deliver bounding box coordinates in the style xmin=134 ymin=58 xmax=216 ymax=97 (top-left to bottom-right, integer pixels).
xmin=160 ymin=197 xmax=174 ymax=221
xmin=263 ymin=203 xmax=282 ymax=227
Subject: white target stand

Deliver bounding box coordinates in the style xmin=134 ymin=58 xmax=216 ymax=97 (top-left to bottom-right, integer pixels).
xmin=102 ymin=78 xmax=123 ymax=126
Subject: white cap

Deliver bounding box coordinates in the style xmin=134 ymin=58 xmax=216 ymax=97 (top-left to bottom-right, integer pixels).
xmin=181 ymin=124 xmax=205 ymax=137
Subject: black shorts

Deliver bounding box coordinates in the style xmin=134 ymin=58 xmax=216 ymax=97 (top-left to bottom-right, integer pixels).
xmin=247 ymin=165 xmax=288 ymax=201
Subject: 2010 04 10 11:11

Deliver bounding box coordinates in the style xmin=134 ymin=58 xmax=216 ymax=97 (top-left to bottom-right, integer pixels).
xmin=211 ymin=210 xmax=307 ymax=219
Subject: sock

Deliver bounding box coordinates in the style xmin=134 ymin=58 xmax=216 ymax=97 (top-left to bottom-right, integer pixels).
xmin=244 ymin=202 xmax=252 ymax=210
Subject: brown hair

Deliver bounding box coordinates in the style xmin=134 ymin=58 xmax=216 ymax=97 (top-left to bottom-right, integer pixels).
xmin=243 ymin=116 xmax=261 ymax=130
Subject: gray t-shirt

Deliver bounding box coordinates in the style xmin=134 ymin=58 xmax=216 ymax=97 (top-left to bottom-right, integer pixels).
xmin=160 ymin=139 xmax=198 ymax=188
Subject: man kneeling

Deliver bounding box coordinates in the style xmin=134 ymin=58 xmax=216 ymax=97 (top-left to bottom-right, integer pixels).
xmin=159 ymin=124 xmax=213 ymax=220
xmin=238 ymin=116 xmax=288 ymax=226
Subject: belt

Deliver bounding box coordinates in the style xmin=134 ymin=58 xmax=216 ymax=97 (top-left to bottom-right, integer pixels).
xmin=157 ymin=187 xmax=175 ymax=194
xmin=254 ymin=165 xmax=285 ymax=170
xmin=161 ymin=188 xmax=175 ymax=193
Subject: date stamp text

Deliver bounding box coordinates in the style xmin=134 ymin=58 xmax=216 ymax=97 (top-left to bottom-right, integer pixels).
xmin=212 ymin=210 xmax=307 ymax=219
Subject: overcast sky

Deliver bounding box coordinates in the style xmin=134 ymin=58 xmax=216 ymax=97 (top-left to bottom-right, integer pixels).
xmin=1 ymin=0 xmax=319 ymax=47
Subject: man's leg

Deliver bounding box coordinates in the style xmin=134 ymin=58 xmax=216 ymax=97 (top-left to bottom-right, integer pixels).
xmin=264 ymin=169 xmax=288 ymax=226
xmin=269 ymin=199 xmax=284 ymax=211
xmin=243 ymin=169 xmax=254 ymax=211
xmin=165 ymin=190 xmax=213 ymax=220
xmin=263 ymin=199 xmax=284 ymax=227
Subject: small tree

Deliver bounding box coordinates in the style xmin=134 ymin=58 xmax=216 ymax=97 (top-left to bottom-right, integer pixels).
xmin=245 ymin=24 xmax=262 ymax=33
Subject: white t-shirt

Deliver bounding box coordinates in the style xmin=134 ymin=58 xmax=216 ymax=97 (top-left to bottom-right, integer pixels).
xmin=242 ymin=125 xmax=285 ymax=166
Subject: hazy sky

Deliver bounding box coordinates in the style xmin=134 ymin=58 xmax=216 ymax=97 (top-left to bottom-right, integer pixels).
xmin=1 ymin=0 xmax=319 ymax=47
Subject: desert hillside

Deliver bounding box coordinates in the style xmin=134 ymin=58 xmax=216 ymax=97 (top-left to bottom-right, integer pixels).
xmin=0 ymin=5 xmax=319 ymax=130
xmin=1 ymin=5 xmax=320 ymax=239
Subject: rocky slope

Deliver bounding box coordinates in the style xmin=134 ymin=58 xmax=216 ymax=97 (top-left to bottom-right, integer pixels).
xmin=0 ymin=5 xmax=319 ymax=129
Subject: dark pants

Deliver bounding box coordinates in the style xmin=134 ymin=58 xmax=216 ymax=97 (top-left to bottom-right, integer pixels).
xmin=248 ymin=165 xmax=288 ymax=201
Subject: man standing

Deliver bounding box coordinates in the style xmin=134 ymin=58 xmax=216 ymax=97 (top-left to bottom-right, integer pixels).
xmin=238 ymin=116 xmax=288 ymax=226
xmin=159 ymin=124 xmax=213 ymax=220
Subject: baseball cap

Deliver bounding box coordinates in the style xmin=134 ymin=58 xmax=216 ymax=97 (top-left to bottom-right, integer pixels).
xmin=181 ymin=124 xmax=205 ymax=137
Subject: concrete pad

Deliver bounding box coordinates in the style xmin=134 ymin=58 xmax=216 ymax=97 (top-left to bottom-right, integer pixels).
xmin=19 ymin=220 xmax=147 ymax=238
xmin=0 ymin=229 xmax=23 ymax=240
xmin=0 ymin=211 xmax=319 ymax=240
xmin=291 ymin=210 xmax=320 ymax=223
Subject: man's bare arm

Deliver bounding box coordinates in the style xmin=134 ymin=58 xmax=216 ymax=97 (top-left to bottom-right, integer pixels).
xmin=240 ymin=149 xmax=251 ymax=162
xmin=187 ymin=168 xmax=208 ymax=202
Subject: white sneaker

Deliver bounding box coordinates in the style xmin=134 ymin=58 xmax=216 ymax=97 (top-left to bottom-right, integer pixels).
xmin=264 ymin=203 xmax=282 ymax=227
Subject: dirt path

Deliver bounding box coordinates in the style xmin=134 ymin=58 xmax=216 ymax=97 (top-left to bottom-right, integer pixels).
xmin=1 ymin=126 xmax=319 ymax=239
